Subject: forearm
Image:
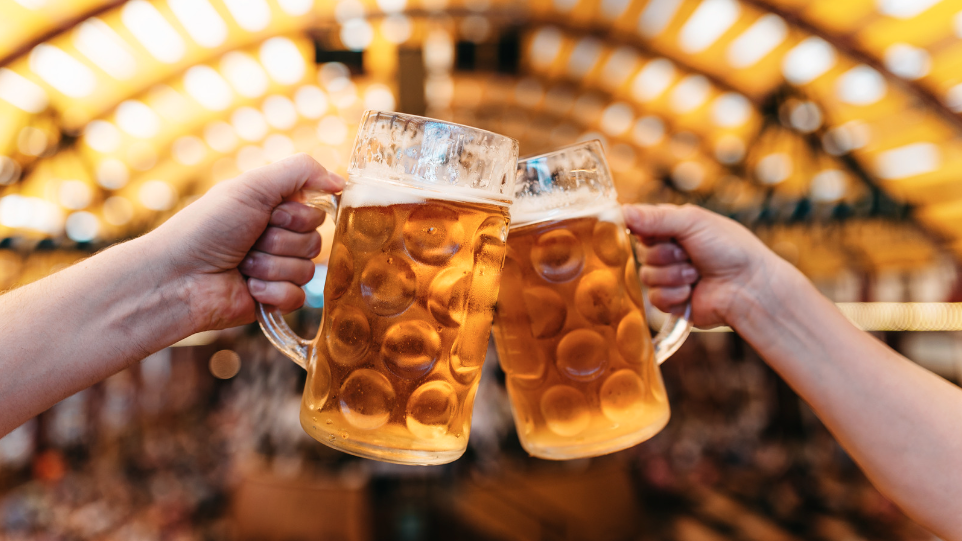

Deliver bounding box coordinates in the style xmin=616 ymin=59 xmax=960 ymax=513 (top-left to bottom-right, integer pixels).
xmin=734 ymin=261 xmax=962 ymax=537
xmin=0 ymin=234 xmax=196 ymax=435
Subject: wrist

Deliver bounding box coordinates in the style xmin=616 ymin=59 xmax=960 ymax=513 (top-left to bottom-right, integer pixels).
xmin=121 ymin=232 xmax=201 ymax=340
xmin=728 ymin=254 xmax=807 ymax=334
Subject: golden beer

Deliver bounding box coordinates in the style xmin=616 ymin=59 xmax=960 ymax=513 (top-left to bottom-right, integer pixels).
xmin=257 ymin=110 xmax=518 ymax=464
xmin=300 ymin=180 xmax=509 ymax=464
xmin=492 ymin=140 xmax=689 ymax=460
xmin=493 ymin=203 xmax=670 ymax=459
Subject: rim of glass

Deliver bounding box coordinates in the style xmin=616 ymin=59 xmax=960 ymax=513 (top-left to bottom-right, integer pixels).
xmin=344 ymin=174 xmax=514 ymax=207
xmin=516 ymin=139 xmax=605 ymax=164
xmin=359 ymin=110 xmax=520 ymax=145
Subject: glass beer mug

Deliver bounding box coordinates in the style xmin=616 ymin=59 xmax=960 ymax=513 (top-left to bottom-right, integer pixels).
xmin=492 ymin=140 xmax=692 ymax=460
xmin=259 ymin=111 xmax=519 ymax=465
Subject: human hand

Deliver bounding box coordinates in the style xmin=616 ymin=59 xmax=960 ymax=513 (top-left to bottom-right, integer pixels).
xmin=623 ymin=204 xmax=793 ymax=329
xmin=152 ymin=154 xmax=344 ymax=332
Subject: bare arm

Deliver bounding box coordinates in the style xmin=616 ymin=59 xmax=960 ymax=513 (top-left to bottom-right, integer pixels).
xmin=625 ymin=203 xmax=962 ymax=539
xmin=0 ymin=236 xmax=194 ymax=434
xmin=0 ymin=154 xmax=344 ymax=437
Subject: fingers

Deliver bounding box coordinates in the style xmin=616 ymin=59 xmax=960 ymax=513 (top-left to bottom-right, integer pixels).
xmin=254 ymin=228 xmax=322 ymax=258
xmin=622 ymin=204 xmax=703 ymax=242
xmin=269 ymin=201 xmax=326 ymax=233
xmin=641 ymin=263 xmax=699 ymax=287
xmin=648 ymin=286 xmax=691 ymax=312
xmin=248 ymin=279 xmax=307 ymax=314
xmin=643 ymin=242 xmax=688 ymax=266
xmin=240 ymin=251 xmax=316 ymax=285
xmin=239 ymin=153 xmax=346 ymax=208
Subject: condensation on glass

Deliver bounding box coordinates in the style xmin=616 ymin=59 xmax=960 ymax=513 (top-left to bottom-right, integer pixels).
xmin=492 ymin=140 xmax=691 ymax=460
xmin=259 ymin=110 xmax=519 ymax=465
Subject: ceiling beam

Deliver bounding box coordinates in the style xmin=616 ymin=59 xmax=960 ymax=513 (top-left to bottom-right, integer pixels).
xmin=534 ymin=16 xmax=746 ymax=99
xmin=738 ymin=0 xmax=962 ymax=133
xmin=0 ymin=0 xmax=129 ymax=68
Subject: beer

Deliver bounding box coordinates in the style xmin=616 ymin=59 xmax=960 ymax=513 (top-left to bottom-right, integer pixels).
xmin=492 ymin=202 xmax=670 ymax=460
xmin=300 ymin=178 xmax=509 ymax=464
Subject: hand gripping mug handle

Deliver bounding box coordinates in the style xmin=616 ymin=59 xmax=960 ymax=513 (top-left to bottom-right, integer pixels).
xmin=652 ymin=302 xmax=693 ymax=365
xmin=256 ymin=192 xmax=339 ymax=369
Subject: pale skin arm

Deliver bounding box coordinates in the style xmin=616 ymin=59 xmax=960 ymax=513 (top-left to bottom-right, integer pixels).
xmin=0 ymin=154 xmax=344 ymax=437
xmin=624 ymin=203 xmax=962 ymax=540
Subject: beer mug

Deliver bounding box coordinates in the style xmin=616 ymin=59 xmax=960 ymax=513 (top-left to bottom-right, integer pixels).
xmin=491 ymin=140 xmax=692 ymax=460
xmin=259 ymin=111 xmax=519 ymax=465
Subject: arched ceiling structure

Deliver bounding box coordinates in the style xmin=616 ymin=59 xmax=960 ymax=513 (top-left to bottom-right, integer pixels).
xmin=1 ymin=0 xmax=961 ymax=287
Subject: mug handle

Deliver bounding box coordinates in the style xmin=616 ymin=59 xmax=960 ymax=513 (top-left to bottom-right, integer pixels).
xmin=652 ymin=303 xmax=693 ymax=365
xmin=256 ymin=192 xmax=340 ymax=370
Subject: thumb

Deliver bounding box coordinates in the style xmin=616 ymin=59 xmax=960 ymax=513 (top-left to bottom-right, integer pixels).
xmin=622 ymin=204 xmax=702 ymax=242
xmin=238 ymin=153 xmax=346 ymax=209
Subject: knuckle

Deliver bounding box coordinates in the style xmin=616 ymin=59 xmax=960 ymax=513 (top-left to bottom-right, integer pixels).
xmin=258 ymin=256 xmax=277 ymax=278
xmin=296 ymin=261 xmax=316 ymax=284
xmin=264 ymin=228 xmax=283 ymax=250
xmin=307 ymin=233 xmax=322 ymax=257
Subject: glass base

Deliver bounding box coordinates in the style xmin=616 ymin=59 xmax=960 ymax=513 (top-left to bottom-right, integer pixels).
xmin=299 ymin=410 xmax=467 ymax=466
xmin=519 ymin=411 xmax=671 ymax=461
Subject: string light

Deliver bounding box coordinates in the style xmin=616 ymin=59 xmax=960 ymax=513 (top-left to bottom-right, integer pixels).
xmin=0 ymin=68 xmax=48 ymax=113
xmin=139 ymin=180 xmax=176 ymax=211
xmin=96 ymin=159 xmax=129 ymax=190
xmin=220 ymin=52 xmax=269 ymax=99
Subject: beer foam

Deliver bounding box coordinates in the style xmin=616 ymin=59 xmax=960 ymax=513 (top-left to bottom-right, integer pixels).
xmin=510 ymin=188 xmax=622 ymax=227
xmin=344 ymin=170 xmax=510 ymax=208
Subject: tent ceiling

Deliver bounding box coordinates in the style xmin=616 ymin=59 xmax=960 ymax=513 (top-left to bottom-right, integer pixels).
xmin=1 ymin=0 xmax=961 ymax=281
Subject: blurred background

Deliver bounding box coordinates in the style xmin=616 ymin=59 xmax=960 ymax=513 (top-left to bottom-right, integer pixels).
xmin=2 ymin=0 xmax=962 ymax=539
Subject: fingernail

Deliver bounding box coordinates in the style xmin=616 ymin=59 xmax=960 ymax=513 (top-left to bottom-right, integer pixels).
xmin=274 ymin=209 xmax=292 ymax=227
xmin=330 ymin=172 xmax=347 ymax=189
xmin=682 ymin=267 xmax=698 ymax=281
xmin=249 ymin=278 xmax=266 ymax=294
xmin=241 ymin=255 xmax=255 ymax=270
xmin=673 ymin=246 xmax=686 ymax=261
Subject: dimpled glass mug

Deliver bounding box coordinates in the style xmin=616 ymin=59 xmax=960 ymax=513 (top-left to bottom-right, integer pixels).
xmin=491 ymin=140 xmax=692 ymax=460
xmin=259 ymin=111 xmax=519 ymax=465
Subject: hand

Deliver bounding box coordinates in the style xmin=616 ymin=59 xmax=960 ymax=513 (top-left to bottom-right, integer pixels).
xmin=623 ymin=204 xmax=792 ymax=329
xmin=151 ymin=154 xmax=344 ymax=332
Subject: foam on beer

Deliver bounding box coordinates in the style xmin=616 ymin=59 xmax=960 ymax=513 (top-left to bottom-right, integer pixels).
xmin=509 ymin=187 xmax=622 ymax=228
xmin=344 ymin=164 xmax=511 ymax=209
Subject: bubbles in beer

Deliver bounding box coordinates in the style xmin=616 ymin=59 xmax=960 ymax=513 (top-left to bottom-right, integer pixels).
xmin=506 ymin=380 xmax=535 ymax=436
xmin=302 ymin=186 xmax=511 ymax=463
xmin=347 ymin=206 xmax=395 ymax=251
xmin=600 ymin=369 xmax=646 ymax=424
xmin=522 ymin=287 xmax=567 ymax=339
xmin=592 ymin=221 xmax=630 ymax=266
xmin=574 ymin=270 xmax=622 ymax=325
xmin=492 ymin=209 xmax=671 ymax=458
xmin=624 ymin=259 xmax=644 ymax=308
xmin=473 ymin=216 xmax=509 ymax=271
xmin=382 ymin=321 xmax=442 ymax=379
xmin=403 ymin=205 xmax=464 ymax=265
xmin=428 ymin=268 xmax=470 ymax=327
xmin=360 ymin=254 xmax=417 ymax=316
xmin=540 ymin=385 xmax=590 ymax=437
xmin=616 ymin=310 xmax=647 ymax=364
xmin=339 ymin=369 xmax=396 ymax=430
xmin=405 ymin=381 xmax=458 ymax=439
xmin=326 ymin=305 xmax=372 ymax=364
xmin=451 ymin=215 xmax=509 ymax=382
xmin=326 ymin=245 xmax=354 ymax=300
xmin=450 ymin=334 xmax=484 ymax=383
xmin=308 ymin=354 xmax=331 ymax=409
xmin=531 ymin=229 xmax=585 ymax=282
xmin=556 ymin=328 xmax=608 ymax=381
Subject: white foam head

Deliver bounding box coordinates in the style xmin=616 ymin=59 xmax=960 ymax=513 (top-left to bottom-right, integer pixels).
xmin=510 ymin=186 xmax=621 ymax=227
xmin=343 ymin=171 xmax=509 ymax=208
